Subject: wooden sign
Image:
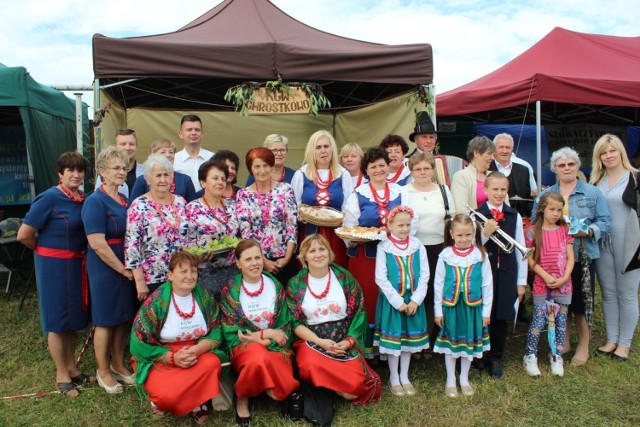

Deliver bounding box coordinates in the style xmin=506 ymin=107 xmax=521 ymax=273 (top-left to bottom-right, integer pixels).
xmin=247 ymin=87 xmax=311 ymax=115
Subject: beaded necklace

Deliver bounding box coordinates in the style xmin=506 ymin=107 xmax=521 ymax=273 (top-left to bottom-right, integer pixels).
xmin=151 ymin=194 xmax=180 ymax=229
xmin=99 ymin=184 xmax=127 ymax=207
xmin=314 ymin=169 xmax=333 ymax=206
xmin=369 ymin=182 xmax=390 ymax=225
xmin=452 ymin=245 xmax=474 ymax=257
xmin=388 ymin=234 xmax=410 ymax=251
xmin=306 ymin=269 xmax=332 ymax=299
xmin=255 ymin=180 xmax=273 ymax=227
xmin=201 ymin=196 xmax=229 ymax=225
xmin=386 ymin=164 xmax=405 ymax=184
xmin=242 ymin=275 xmax=265 ymax=297
xmin=58 ymin=185 xmax=84 ymax=203
xmin=171 ymin=292 xmax=196 ymax=318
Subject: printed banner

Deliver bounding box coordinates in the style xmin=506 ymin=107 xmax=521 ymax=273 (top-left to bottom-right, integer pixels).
xmin=545 ymin=124 xmax=626 ymax=168
xmin=0 ymin=126 xmax=33 ymax=205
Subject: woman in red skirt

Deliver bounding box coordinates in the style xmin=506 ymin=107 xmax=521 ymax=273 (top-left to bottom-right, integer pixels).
xmin=287 ymin=234 xmax=380 ymax=405
xmin=130 ymin=251 xmax=225 ymax=424
xmin=220 ymin=239 xmax=301 ymax=426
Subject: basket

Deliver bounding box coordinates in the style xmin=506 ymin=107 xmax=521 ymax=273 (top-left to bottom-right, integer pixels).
xmin=298 ymin=204 xmax=344 ymax=227
xmin=335 ymin=227 xmax=385 ymax=243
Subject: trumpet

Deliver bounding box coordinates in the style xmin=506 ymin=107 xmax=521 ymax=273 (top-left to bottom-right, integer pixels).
xmin=466 ymin=204 xmax=533 ymax=260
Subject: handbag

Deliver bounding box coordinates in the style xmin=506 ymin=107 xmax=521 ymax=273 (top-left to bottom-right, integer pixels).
xmin=351 ymin=348 xmax=382 ymax=406
xmin=623 ymin=171 xmax=640 ymax=273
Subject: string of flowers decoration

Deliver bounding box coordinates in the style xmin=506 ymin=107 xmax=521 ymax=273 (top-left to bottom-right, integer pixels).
xmin=224 ymin=81 xmax=331 ymax=116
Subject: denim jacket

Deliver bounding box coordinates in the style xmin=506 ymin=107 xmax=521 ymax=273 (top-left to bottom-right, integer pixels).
xmin=532 ymin=179 xmax=611 ymax=259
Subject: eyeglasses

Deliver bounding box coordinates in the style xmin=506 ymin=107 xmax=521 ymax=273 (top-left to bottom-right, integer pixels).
xmin=556 ymin=162 xmax=576 ymax=169
xmin=412 ymin=167 xmax=433 ymax=172
xmin=107 ymin=166 xmax=129 ymax=172
xmin=271 ymin=149 xmax=287 ymax=154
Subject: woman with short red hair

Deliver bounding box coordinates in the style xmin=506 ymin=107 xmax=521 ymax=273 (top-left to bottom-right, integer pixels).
xmin=236 ymin=147 xmax=298 ymax=285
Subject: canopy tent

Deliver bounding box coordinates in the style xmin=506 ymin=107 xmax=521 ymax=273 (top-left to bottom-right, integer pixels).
xmin=436 ymin=27 xmax=640 ymax=185
xmin=91 ymin=0 xmax=433 ymax=180
xmin=92 ymin=0 xmax=432 ymax=112
xmin=0 ymin=64 xmax=89 ymax=203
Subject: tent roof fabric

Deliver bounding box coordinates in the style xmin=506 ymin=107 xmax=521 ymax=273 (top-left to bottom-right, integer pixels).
xmin=437 ymin=27 xmax=640 ymax=122
xmin=0 ymin=64 xmax=79 ymax=122
xmin=92 ymin=0 xmax=432 ymax=111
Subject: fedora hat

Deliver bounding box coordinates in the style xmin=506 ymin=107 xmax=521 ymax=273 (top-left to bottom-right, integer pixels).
xmin=409 ymin=111 xmax=437 ymax=142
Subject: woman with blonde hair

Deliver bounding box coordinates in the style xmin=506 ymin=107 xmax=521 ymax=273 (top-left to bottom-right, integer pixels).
xmin=340 ymin=142 xmax=366 ymax=188
xmin=291 ymin=130 xmax=354 ymax=268
xmin=590 ymin=134 xmax=639 ymax=361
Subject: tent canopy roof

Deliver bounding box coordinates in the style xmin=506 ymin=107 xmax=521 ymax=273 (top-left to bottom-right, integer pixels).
xmin=92 ymin=0 xmax=433 ymax=111
xmin=437 ymin=27 xmax=640 ymax=125
xmin=0 ymin=64 xmax=79 ymax=122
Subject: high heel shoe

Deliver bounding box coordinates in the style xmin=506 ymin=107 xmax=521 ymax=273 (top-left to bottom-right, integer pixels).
xmin=96 ymin=370 xmax=123 ymax=394
xmin=110 ymin=365 xmax=135 ymax=385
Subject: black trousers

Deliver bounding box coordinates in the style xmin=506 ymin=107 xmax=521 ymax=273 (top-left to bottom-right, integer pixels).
xmin=488 ymin=319 xmax=507 ymax=361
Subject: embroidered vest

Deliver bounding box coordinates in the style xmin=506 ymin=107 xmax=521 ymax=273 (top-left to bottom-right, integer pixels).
xmin=385 ymin=252 xmax=420 ymax=296
xmin=441 ymin=261 xmax=483 ymax=307
xmin=347 ymin=191 xmax=401 ymax=258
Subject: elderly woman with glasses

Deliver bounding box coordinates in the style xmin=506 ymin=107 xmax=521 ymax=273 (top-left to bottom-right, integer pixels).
xmin=129 ymin=139 xmax=196 ymax=203
xmin=532 ymin=147 xmax=611 ymax=366
xmin=246 ymin=134 xmax=296 ymax=185
xmin=125 ymin=154 xmax=189 ymax=298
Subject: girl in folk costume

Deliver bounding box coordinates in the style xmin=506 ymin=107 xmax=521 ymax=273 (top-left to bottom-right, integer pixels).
xmin=343 ymin=147 xmax=417 ymax=358
xmin=292 ymin=130 xmax=354 ymax=268
xmin=434 ymin=214 xmax=493 ymax=398
xmin=374 ymin=206 xmax=429 ymax=396
xmin=220 ymin=239 xmax=300 ymax=426
xmin=380 ymin=135 xmax=412 ymax=186
xmin=523 ymin=192 xmax=574 ymax=377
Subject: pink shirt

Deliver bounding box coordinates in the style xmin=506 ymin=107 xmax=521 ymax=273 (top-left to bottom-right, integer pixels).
xmin=525 ymin=225 xmax=574 ymax=296
xmin=475 ymin=179 xmax=487 ymax=207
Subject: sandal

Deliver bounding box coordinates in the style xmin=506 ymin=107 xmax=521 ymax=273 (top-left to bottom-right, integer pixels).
xmin=150 ymin=402 xmax=166 ymax=419
xmin=71 ymin=372 xmax=96 ymax=385
xmin=193 ymin=405 xmax=210 ymax=425
xmin=57 ymin=382 xmax=80 ymax=397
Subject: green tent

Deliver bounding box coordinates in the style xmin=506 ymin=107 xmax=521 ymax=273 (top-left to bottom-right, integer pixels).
xmin=0 ymin=64 xmax=89 ymax=203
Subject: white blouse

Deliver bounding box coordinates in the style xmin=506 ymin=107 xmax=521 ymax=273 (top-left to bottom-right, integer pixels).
xmin=301 ymin=270 xmax=348 ymax=326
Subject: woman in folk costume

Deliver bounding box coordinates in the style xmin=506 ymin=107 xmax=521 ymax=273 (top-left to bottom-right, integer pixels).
xmin=130 ymin=251 xmax=225 ymax=424
xmin=220 ymin=239 xmax=301 ymax=426
xmin=291 ymin=130 xmax=353 ymax=268
xmin=287 ymin=234 xmax=380 ymax=405
xmin=374 ymin=206 xmax=429 ymax=396
xmin=343 ymin=147 xmax=417 ymax=358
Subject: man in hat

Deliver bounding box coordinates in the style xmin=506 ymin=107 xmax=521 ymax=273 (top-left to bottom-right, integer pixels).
xmin=408 ymin=111 xmax=466 ymax=187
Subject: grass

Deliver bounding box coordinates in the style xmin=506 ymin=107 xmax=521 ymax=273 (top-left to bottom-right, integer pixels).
xmin=0 ymin=278 xmax=638 ymax=427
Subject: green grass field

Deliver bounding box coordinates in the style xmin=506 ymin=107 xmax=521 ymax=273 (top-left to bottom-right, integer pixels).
xmin=1 ymin=280 xmax=638 ymax=427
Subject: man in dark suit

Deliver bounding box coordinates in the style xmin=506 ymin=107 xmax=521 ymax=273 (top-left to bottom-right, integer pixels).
xmin=407 ymin=111 xmax=465 ymax=187
xmin=489 ymin=133 xmax=533 ymax=218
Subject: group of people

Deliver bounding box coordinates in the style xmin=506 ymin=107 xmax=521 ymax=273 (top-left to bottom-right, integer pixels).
xmin=16 ymin=110 xmax=639 ymax=424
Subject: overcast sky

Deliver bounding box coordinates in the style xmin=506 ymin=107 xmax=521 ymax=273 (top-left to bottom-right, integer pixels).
xmin=2 ymin=0 xmax=637 ymax=109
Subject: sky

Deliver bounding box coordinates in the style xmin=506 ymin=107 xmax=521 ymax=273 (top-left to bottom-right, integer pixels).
xmin=2 ymin=0 xmax=638 ymax=111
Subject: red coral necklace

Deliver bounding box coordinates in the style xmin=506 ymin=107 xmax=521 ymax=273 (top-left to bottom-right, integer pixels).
xmin=99 ymin=184 xmax=127 ymax=207
xmin=452 ymin=245 xmax=474 ymax=257
xmin=369 ymin=182 xmax=390 ymax=225
xmin=172 ymin=292 xmax=196 ymax=318
xmin=315 ymin=169 xmax=333 ymax=206
xmin=202 ymin=196 xmax=229 ymax=225
xmin=388 ymin=234 xmax=410 ymax=251
xmin=58 ymin=185 xmax=84 ymax=203
xmin=307 ymin=269 xmax=332 ymax=299
xmin=151 ymin=194 xmax=180 ymax=229
xmin=242 ymin=275 xmax=265 ymax=297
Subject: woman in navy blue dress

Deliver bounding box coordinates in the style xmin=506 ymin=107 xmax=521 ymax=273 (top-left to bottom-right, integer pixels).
xmin=83 ymin=147 xmax=138 ymax=394
xmin=17 ymin=152 xmax=94 ymax=397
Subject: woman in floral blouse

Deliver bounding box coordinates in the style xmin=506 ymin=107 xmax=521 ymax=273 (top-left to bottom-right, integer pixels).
xmin=287 ymin=234 xmax=379 ymax=405
xmin=236 ymin=147 xmax=298 ymax=285
xmin=185 ymin=158 xmax=239 ymax=299
xmin=220 ymin=239 xmax=300 ymax=426
xmin=125 ymin=155 xmax=188 ymax=297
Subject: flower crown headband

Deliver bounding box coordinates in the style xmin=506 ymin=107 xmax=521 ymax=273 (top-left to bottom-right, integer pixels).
xmin=387 ymin=205 xmax=414 ymax=223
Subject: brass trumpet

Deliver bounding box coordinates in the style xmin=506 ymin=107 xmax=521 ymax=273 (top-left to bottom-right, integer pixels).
xmin=466 ymin=204 xmax=533 ymax=260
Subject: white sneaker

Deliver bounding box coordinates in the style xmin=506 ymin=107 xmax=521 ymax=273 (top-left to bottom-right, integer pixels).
xmin=523 ymin=354 xmax=541 ymax=377
xmin=550 ymin=354 xmax=564 ymax=377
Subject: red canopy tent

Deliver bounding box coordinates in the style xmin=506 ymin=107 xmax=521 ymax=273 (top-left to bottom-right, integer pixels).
xmin=437 ymin=27 xmax=640 ymax=124
xmin=436 ymin=27 xmax=640 ymax=184
xmin=92 ymin=0 xmax=433 ymax=111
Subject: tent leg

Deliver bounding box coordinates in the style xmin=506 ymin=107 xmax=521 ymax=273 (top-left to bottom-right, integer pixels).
xmin=536 ymin=101 xmax=541 ymax=190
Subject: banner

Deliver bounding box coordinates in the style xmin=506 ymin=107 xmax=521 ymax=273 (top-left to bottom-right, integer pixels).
xmin=0 ymin=126 xmax=33 ymax=205
xmin=247 ymin=87 xmax=311 ymax=115
xmin=545 ymin=124 xmax=626 ymax=168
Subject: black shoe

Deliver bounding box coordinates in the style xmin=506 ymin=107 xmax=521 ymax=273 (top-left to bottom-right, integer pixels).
xmin=235 ymin=411 xmax=251 ymax=427
xmin=487 ymin=360 xmax=503 ymax=378
xmin=471 ymin=357 xmax=486 ymax=370
xmin=595 ymin=347 xmax=614 ymax=357
xmin=611 ymin=353 xmax=629 ymax=362
xmin=282 ymin=392 xmax=304 ymax=420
